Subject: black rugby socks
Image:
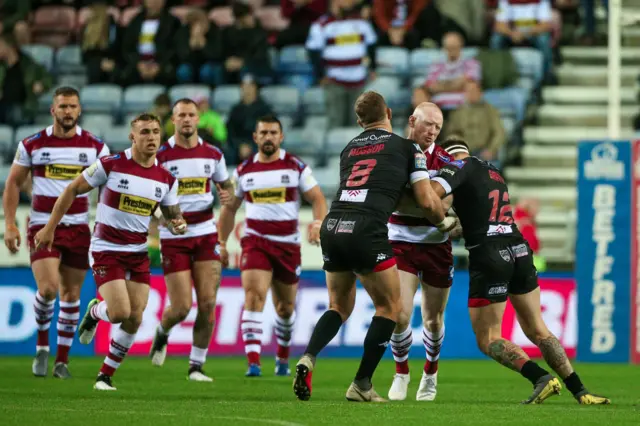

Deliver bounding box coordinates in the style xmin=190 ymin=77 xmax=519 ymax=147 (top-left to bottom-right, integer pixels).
xmin=354 ymin=316 xmax=396 ymax=390
xmin=304 ymin=310 xmax=344 ymax=359
xmin=563 ymin=372 xmax=586 ymax=395
xmin=520 ymin=360 xmax=551 ymax=385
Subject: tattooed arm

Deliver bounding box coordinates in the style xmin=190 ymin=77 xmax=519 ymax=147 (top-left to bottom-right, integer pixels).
xmin=486 ymin=338 xmax=530 ymax=372
xmin=160 ymin=204 xmax=183 ymax=220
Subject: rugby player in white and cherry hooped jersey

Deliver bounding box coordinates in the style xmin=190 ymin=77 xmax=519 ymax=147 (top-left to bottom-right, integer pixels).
xmin=149 ymin=99 xmax=235 ymax=382
xmin=3 ymin=86 xmax=110 ymax=379
xmin=216 ymin=114 xmax=328 ymax=378
xmin=33 ymin=113 xmax=187 ymax=391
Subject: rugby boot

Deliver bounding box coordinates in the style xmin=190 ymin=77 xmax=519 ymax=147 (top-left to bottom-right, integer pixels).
xmin=521 ymin=374 xmax=562 ymax=404
xmin=32 ymin=349 xmax=49 ymax=377
xmin=78 ymin=298 xmax=100 ymax=345
xmin=346 ymin=382 xmax=387 ymax=402
xmin=188 ymin=365 xmax=214 ymax=382
xmin=275 ymin=358 xmax=291 ymax=376
xmin=293 ymin=356 xmax=314 ymax=401
xmin=245 ymin=363 xmax=262 ymax=377
xmin=150 ymin=327 xmax=169 ymax=367
xmin=53 ymin=362 xmax=71 ymax=379
xmin=575 ymin=390 xmax=611 ymax=405
xmin=416 ymin=371 xmax=438 ymax=401
xmin=94 ymin=374 xmax=116 ymax=391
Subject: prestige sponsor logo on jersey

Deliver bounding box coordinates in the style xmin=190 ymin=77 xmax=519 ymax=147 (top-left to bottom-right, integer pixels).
xmin=250 ymin=187 xmax=286 ymax=203
xmin=44 ymin=164 xmax=83 ymax=180
xmin=178 ymin=178 xmax=207 ymax=195
xmin=118 ymin=194 xmax=157 ymax=216
xmin=576 ymin=140 xmax=633 ymax=363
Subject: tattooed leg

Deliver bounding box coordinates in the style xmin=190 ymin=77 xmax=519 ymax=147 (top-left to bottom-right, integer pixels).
xmin=486 ymin=338 xmax=531 ymax=372
xmin=536 ymin=335 xmax=573 ymax=378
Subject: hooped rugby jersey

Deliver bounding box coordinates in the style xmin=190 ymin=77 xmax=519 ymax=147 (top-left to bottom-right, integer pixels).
xmin=13 ymin=125 xmax=110 ymax=226
xmin=156 ymin=136 xmax=229 ymax=239
xmin=233 ymin=149 xmax=319 ymax=245
xmin=82 ymin=148 xmax=178 ymax=253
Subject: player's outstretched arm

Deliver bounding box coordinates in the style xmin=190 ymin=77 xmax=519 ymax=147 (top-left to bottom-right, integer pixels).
xmin=217 ymin=197 xmax=243 ymax=267
xmin=33 ymin=175 xmax=95 ymax=250
xmin=302 ymin=186 xmax=327 ymax=246
xmin=3 ymin=164 xmax=30 ymax=253
xmin=411 ymin=179 xmax=455 ymax=233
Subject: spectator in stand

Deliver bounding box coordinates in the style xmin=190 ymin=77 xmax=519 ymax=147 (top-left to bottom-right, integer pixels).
xmin=0 ymin=35 xmax=52 ymax=126
xmin=221 ymin=2 xmax=273 ymax=85
xmin=580 ymin=0 xmax=607 ymax=45
xmin=277 ymin=0 xmax=328 ymax=48
xmin=175 ymin=9 xmax=224 ymax=86
xmin=0 ymin=0 xmax=30 ymax=46
xmin=226 ymin=75 xmax=273 ymax=165
xmin=435 ymin=0 xmax=486 ymax=46
xmin=151 ymin=93 xmax=173 ymax=138
xmin=490 ymin=0 xmax=555 ymax=83
xmin=306 ymin=0 xmax=377 ymax=127
xmin=195 ymin=95 xmax=228 ymax=148
xmin=372 ymin=0 xmax=427 ymax=50
xmin=81 ymin=1 xmax=122 ymax=84
xmin=414 ymin=31 xmax=480 ymax=118
xmin=513 ymin=198 xmax=546 ymax=271
xmin=120 ymin=0 xmax=181 ymax=86
xmin=445 ymin=80 xmax=506 ymax=165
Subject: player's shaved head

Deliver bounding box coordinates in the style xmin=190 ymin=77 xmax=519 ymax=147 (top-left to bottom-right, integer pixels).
xmin=354 ymin=91 xmax=390 ymax=128
xmin=412 ymin=102 xmax=442 ymax=121
xmin=408 ymin=102 xmax=443 ymax=149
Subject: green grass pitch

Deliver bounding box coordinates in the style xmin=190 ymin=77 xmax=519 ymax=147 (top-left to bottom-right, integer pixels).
xmin=0 ymin=357 xmax=638 ymax=426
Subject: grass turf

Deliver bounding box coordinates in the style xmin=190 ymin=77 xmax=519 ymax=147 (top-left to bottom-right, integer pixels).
xmin=0 ymin=357 xmax=637 ymax=426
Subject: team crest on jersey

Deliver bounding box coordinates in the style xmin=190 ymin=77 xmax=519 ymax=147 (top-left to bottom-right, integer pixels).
xmin=326 ymin=218 xmax=337 ymax=231
xmin=281 ymin=175 xmax=290 ymax=184
xmin=155 ymin=186 xmax=163 ymax=199
xmin=450 ymin=160 xmax=465 ymax=168
xmin=499 ymin=249 xmax=511 ymax=262
xmin=78 ymin=153 xmax=88 ymax=163
xmin=204 ymin=164 xmax=211 ymax=175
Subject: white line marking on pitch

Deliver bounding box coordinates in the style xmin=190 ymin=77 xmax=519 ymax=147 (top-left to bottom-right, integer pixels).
xmin=1 ymin=406 xmax=305 ymax=426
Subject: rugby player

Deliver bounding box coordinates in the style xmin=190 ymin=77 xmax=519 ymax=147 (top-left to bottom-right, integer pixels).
xmin=3 ymin=86 xmax=110 ymax=378
xmin=217 ymin=114 xmax=327 ymax=377
xmin=149 ymin=99 xmax=234 ymax=382
xmin=293 ymin=91 xmax=456 ymax=402
xmin=34 ymin=113 xmax=186 ymax=391
xmin=430 ymin=137 xmax=610 ymax=405
xmin=387 ymin=102 xmax=454 ymax=401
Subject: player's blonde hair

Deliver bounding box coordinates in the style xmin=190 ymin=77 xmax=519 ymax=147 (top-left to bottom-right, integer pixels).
xmin=130 ymin=113 xmax=162 ymax=128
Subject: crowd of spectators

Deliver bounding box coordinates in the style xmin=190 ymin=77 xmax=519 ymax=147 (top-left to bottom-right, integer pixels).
xmin=0 ymin=0 xmax=609 ymax=167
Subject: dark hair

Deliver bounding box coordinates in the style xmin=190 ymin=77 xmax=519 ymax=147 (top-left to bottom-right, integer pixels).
xmin=53 ymin=86 xmax=80 ymax=99
xmin=130 ymin=113 xmax=161 ymax=128
xmin=154 ymin=93 xmax=171 ymax=107
xmin=232 ymin=2 xmax=251 ymax=19
xmin=440 ymin=136 xmax=470 ymax=153
xmin=354 ymin=91 xmax=387 ymax=126
xmin=256 ymin=114 xmax=282 ymax=131
xmin=172 ymin=98 xmax=198 ymax=109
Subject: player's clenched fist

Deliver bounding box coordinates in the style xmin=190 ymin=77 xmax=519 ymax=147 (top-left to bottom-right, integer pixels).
xmin=33 ymin=226 xmax=55 ymax=251
xmin=219 ymin=241 xmax=229 ymax=268
xmin=308 ymin=220 xmax=322 ymax=246
xmin=4 ymin=223 xmax=21 ymax=254
xmin=216 ymin=183 xmax=233 ymax=206
xmin=167 ymin=218 xmax=187 ymax=235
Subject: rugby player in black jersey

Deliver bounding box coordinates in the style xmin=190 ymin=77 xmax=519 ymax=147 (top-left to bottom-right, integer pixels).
xmin=429 ymin=137 xmax=609 ymax=405
xmin=293 ymin=91 xmax=457 ymax=402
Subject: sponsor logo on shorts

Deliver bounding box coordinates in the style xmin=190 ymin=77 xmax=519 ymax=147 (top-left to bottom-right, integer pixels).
xmin=326 ymin=218 xmax=337 ymax=231
xmin=44 ymin=164 xmax=83 ymax=180
xmin=488 ymin=285 xmax=508 ymax=296
xmin=512 ymin=243 xmax=528 ymax=258
xmin=178 ymin=178 xmax=207 ymax=195
xmin=295 ymin=265 xmax=302 ymax=277
xmin=93 ymin=266 xmax=107 ymax=278
xmin=118 ymin=194 xmax=157 ymax=216
xmin=339 ymin=189 xmax=368 ymax=202
xmin=250 ymin=187 xmax=286 ymax=203
xmin=337 ymin=220 xmax=355 ymax=233
xmin=376 ymin=253 xmax=389 ymax=262
xmin=440 ymin=168 xmax=455 ymax=176
xmin=415 ymin=153 xmax=427 ymax=170
xmin=499 ymin=249 xmax=511 ymax=262
xmin=214 ymin=244 xmax=221 ymax=256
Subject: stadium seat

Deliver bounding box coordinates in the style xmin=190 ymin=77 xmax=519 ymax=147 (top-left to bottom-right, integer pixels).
xmin=35 ymin=114 xmax=51 ymax=125
xmin=284 ymin=126 xmax=325 ymax=156
xmin=32 ymin=6 xmax=77 ymax=48
xmin=37 ymin=89 xmax=56 ymax=113
xmin=411 ymin=75 xmax=425 ymax=88
xmin=80 ymin=84 xmax=123 ymax=113
xmin=57 ymin=74 xmax=88 ymax=89
xmin=102 ymin=126 xmax=133 ymax=153
xmin=120 ymin=6 xmax=142 ymax=26
xmin=279 ymin=115 xmax=294 ymax=134
xmin=255 ymin=6 xmax=289 ymax=31
xmin=516 ymin=76 xmax=535 ymax=96
xmin=209 ymin=7 xmax=234 ymax=27
xmin=364 ymin=77 xmax=406 ymax=110
xmin=303 ymin=87 xmax=325 ymax=115
xmin=510 ymin=48 xmax=544 ymax=86
xmin=278 ymin=45 xmax=312 ymax=73
xmin=0 ymin=125 xmax=15 ymax=160
xmin=211 ymin=85 xmax=241 ymax=114
xmin=169 ymin=85 xmax=212 ymax=103
xmin=484 ymin=87 xmax=527 ymax=124
xmin=122 ymin=85 xmax=166 ymax=113
xmin=76 ymin=6 xmax=120 ymax=29
xmin=57 ymin=45 xmax=85 ymax=74
xmin=22 ymin=45 xmax=54 ymax=72
xmin=261 ymin=86 xmax=300 ymax=115
xmin=15 ymin=125 xmax=45 ymax=143
xmin=325 ymin=127 xmax=361 ymax=155
xmin=376 ymin=47 xmax=410 ymax=77
xmin=81 ymin=114 xmax=115 ymax=137
xmin=304 ymin=115 xmax=329 ymax=131
xmin=501 ymin=116 xmax=516 ymax=141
